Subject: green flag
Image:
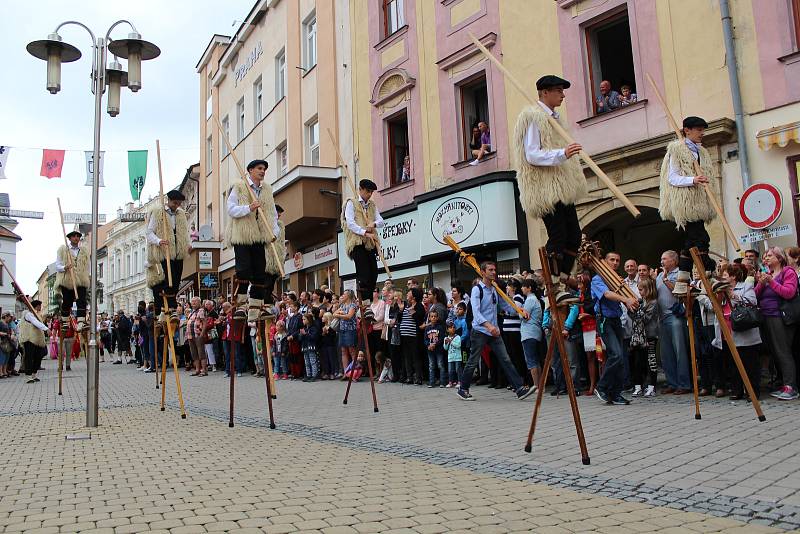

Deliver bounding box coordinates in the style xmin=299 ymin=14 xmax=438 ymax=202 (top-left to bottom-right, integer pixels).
xmin=128 ymin=150 xmax=147 ymax=201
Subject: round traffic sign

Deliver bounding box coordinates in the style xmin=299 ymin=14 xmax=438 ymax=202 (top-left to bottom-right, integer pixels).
xmin=739 ymin=183 xmax=782 ymax=230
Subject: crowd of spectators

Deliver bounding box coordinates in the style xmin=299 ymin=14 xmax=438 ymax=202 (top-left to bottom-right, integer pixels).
xmin=4 ymin=245 xmax=800 ymax=406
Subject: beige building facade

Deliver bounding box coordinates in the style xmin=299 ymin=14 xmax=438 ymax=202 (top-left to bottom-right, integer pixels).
xmin=197 ymin=0 xmax=354 ymax=296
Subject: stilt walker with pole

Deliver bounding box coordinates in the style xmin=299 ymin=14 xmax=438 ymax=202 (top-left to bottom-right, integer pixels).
xmin=258 ymin=314 xmax=276 ymax=429
xmin=685 ymin=291 xmax=702 ymax=420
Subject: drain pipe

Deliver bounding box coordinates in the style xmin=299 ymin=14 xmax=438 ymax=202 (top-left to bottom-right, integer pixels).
xmin=720 ymin=0 xmax=752 ymax=188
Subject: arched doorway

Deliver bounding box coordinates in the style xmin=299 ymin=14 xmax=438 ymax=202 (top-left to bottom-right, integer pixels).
xmin=583 ymin=206 xmax=683 ymax=269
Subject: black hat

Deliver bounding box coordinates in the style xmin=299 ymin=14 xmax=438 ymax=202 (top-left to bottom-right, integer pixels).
xmin=66 ymin=231 xmax=82 ymax=239
xmin=31 ymin=300 xmax=42 ymax=308
xmin=275 ymin=204 xmax=284 ymax=214
xmin=166 ymin=190 xmax=186 ymax=201
xmin=536 ymin=75 xmax=571 ymax=91
xmin=359 ymin=179 xmax=378 ymax=191
xmin=682 ymin=116 xmax=708 ymax=129
xmin=247 ymin=159 xmax=268 ymax=170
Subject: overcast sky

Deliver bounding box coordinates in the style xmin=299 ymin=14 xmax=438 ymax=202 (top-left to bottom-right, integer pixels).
xmin=0 ymin=0 xmax=253 ymax=291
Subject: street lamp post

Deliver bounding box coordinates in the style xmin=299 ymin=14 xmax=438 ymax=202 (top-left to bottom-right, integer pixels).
xmin=27 ymin=21 xmax=159 ymax=428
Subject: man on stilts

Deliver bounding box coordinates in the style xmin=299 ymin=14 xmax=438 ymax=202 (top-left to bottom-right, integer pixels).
xmin=513 ymin=75 xmax=586 ymax=304
xmin=659 ymin=116 xmax=718 ymax=296
xmin=54 ymin=230 xmax=90 ymax=333
xmin=341 ymin=178 xmax=384 ymax=319
xmin=146 ymin=189 xmax=191 ymax=325
xmin=226 ymin=159 xmax=285 ymax=322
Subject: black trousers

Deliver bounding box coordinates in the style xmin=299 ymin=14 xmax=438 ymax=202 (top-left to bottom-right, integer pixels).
xmin=60 ymin=285 xmax=87 ymax=317
xmin=151 ymin=259 xmax=183 ymax=314
xmin=679 ymin=221 xmax=715 ymax=272
xmin=351 ymin=245 xmax=379 ymax=301
xmin=22 ymin=342 xmax=45 ymax=375
xmin=542 ymin=202 xmax=581 ymax=276
xmin=233 ymin=243 xmax=279 ymax=303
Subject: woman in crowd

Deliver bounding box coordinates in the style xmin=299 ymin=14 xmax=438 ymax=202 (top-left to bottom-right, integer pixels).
xmin=519 ymin=279 xmax=544 ymax=390
xmin=368 ymin=287 xmax=387 ymax=370
xmin=333 ymin=289 xmax=358 ymax=380
xmin=400 ymin=287 xmax=425 ymax=384
xmin=715 ymin=264 xmax=762 ymax=400
xmin=0 ymin=312 xmax=12 ymax=378
xmin=387 ymin=290 xmax=404 ymax=382
xmin=187 ymin=297 xmax=207 ymax=377
xmin=755 ymin=247 xmax=799 ymax=401
xmin=502 ymin=279 xmax=527 ymax=385
xmin=628 ymin=277 xmax=659 ymax=397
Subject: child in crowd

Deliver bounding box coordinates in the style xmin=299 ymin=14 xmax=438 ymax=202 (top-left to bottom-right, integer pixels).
xmin=272 ymin=320 xmax=289 ymax=380
xmin=444 ymin=321 xmax=462 ymax=388
xmin=424 ymin=309 xmax=446 ymax=388
xmin=629 ymin=277 xmax=660 ymax=397
xmin=300 ymin=313 xmax=320 ymax=382
xmin=619 ymin=85 xmax=637 ymax=106
xmin=345 ymin=351 xmax=366 ymax=382
xmin=320 ymin=312 xmax=339 ymax=379
xmin=377 ymin=351 xmax=393 ymax=383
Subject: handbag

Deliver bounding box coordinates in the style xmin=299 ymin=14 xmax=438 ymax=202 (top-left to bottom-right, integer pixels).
xmin=330 ymin=318 xmax=340 ymax=331
xmin=730 ymin=301 xmax=762 ymax=331
xmin=778 ymin=270 xmax=800 ymax=326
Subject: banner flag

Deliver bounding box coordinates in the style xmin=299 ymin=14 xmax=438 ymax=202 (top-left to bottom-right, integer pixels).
xmin=84 ymin=150 xmax=105 ymax=187
xmin=40 ymin=149 xmax=65 ymax=178
xmin=0 ymin=146 xmax=9 ymax=179
xmin=128 ymin=150 xmax=147 ymax=201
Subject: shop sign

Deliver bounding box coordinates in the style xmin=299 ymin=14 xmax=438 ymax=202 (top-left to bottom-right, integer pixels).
xmin=234 ymin=41 xmax=263 ymax=87
xmin=293 ymin=252 xmax=304 ymax=270
xmin=284 ymin=242 xmax=339 ymax=275
xmin=198 ymin=251 xmax=213 ymax=270
xmin=429 ymin=196 xmax=479 ymax=245
xmin=198 ymin=272 xmax=219 ymax=289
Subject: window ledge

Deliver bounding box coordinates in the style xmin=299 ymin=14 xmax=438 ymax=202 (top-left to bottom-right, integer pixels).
xmin=375 ymin=25 xmax=409 ymax=51
xmin=576 ymin=99 xmax=648 ymax=127
xmin=302 ymin=64 xmax=316 ymax=78
xmin=778 ymin=50 xmax=800 ymax=64
xmin=451 ymin=151 xmax=497 ymax=169
xmin=380 ymin=179 xmax=415 ymax=195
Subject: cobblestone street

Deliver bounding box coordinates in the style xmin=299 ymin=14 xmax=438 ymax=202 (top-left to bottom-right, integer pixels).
xmin=1 ymin=357 xmax=800 ymax=532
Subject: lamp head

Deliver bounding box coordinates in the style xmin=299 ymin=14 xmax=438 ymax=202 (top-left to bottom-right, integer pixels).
xmin=105 ymin=58 xmax=128 ymax=117
xmin=26 ymin=33 xmax=81 ymax=94
xmin=107 ymin=32 xmax=160 ymax=92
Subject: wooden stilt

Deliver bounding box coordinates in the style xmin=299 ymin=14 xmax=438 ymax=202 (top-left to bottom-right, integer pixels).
xmin=228 ymin=336 xmax=236 ymax=428
xmin=160 ymin=328 xmax=168 ymax=411
xmin=57 ymin=329 xmax=64 ymax=396
xmin=153 ymin=322 xmax=159 ymax=390
xmin=260 ymin=318 xmax=276 ymax=429
xmin=689 ymin=247 xmax=765 ymax=421
xmin=524 ymin=248 xmax=590 ymax=465
xmin=525 ymin=328 xmax=556 ymax=450
xmin=685 ymin=292 xmax=702 ymax=420
xmin=161 ymin=295 xmax=187 ymax=419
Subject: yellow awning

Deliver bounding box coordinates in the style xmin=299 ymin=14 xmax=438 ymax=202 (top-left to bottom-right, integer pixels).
xmin=756 ymin=121 xmax=800 ymax=150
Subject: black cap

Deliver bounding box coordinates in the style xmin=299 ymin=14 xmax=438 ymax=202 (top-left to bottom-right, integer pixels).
xmin=536 ymin=75 xmax=571 ymax=91
xmin=166 ymin=190 xmax=186 ymax=201
xmin=247 ymin=159 xmax=268 ymax=171
xmin=31 ymin=300 xmax=42 ymax=308
xmin=66 ymin=231 xmax=82 ymax=239
xmin=682 ymin=116 xmax=708 ymax=129
xmin=359 ymin=179 xmax=378 ymax=191
xmin=275 ymin=204 xmax=284 ymax=214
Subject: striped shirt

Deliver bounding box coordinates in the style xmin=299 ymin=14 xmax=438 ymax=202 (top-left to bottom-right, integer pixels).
xmin=400 ymin=307 xmax=418 ymax=337
xmin=502 ymin=294 xmax=525 ymax=333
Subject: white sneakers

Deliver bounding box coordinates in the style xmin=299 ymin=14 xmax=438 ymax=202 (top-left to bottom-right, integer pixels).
xmin=644 ymin=385 xmax=656 ymax=397
xmin=632 ymin=385 xmax=643 ymax=397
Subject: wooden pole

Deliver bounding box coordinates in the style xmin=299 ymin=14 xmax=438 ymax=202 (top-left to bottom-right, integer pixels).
xmin=468 ymin=32 xmax=640 ymax=219
xmin=525 ymin=326 xmax=556 ymax=450
xmin=155 ymin=140 xmax=173 ymax=287
xmin=228 ymin=335 xmax=236 ymax=427
xmin=689 ymin=247 xmax=765 ymax=421
xmin=56 ymin=198 xmax=80 ymax=299
xmin=260 ymin=318 xmax=276 ymax=429
xmin=0 ymin=259 xmax=44 ymax=324
xmin=645 ymin=74 xmax=742 ymax=253
xmin=57 ymin=326 xmax=64 ymax=396
xmin=160 ymin=325 xmax=169 ymax=410
xmin=326 ymin=128 xmax=392 ymax=279
xmin=162 ymin=295 xmax=187 ymax=418
xmin=685 ymin=292 xmax=702 ymax=420
xmin=154 ymin=322 xmax=159 ymax=390
xmin=212 ymin=116 xmax=285 ymax=277
xmin=443 ymin=235 xmax=525 ymax=315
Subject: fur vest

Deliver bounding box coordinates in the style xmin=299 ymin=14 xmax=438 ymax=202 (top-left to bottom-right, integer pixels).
xmin=19 ymin=315 xmax=46 ymax=347
xmin=342 ymin=197 xmax=377 ymax=258
xmin=513 ymin=106 xmax=587 ymax=219
xmin=659 ymin=140 xmax=716 ymax=228
xmin=147 ymin=205 xmax=190 ymax=263
xmin=55 ymin=244 xmax=90 ymax=289
xmin=225 ymin=180 xmax=281 ymax=246
xmin=264 ymin=220 xmax=286 ymax=275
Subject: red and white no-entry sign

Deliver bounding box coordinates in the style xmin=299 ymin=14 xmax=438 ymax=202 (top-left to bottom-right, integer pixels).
xmin=739 ymin=183 xmax=783 ymax=230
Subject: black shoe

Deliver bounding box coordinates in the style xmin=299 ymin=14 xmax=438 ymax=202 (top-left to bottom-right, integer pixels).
xmin=65 ymin=367 xmax=71 ymax=371
xmin=550 ymin=389 xmax=560 ymax=396
xmin=594 ymin=389 xmax=611 ymax=404
xmin=456 ymin=388 xmax=474 ymax=401
xmin=612 ymin=395 xmax=631 ymax=405
xmin=516 ymin=386 xmax=535 ymax=400
xmin=113 ymin=360 xmax=122 ymax=365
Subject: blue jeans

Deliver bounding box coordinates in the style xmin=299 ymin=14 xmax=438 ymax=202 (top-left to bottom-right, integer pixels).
xmin=460 ymin=331 xmax=523 ymax=392
xmin=597 ymin=316 xmax=626 ymax=398
xmin=304 ymin=350 xmax=318 ymax=378
xmin=448 ymin=361 xmax=462 ymax=383
xmin=224 ymin=341 xmax=245 ymax=374
xmin=550 ymin=335 xmax=579 ymax=392
xmin=427 ymin=350 xmax=446 ymax=386
xmin=522 ymin=338 xmax=540 ymax=370
xmin=660 ymin=314 xmax=691 ymax=390
xmin=272 ymin=353 xmax=288 ymax=375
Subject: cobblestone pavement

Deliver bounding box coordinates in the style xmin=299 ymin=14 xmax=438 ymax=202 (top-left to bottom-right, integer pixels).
xmin=2 ymin=356 xmax=800 ymax=532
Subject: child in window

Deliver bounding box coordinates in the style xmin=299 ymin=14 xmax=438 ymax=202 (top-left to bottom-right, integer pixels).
xmin=619 ymin=85 xmax=638 ymax=106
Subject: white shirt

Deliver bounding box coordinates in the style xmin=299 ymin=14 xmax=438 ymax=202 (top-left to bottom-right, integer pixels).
xmin=146 ymin=206 xmax=187 ymax=246
xmin=344 ymin=198 xmax=385 ymax=236
xmin=667 ymin=140 xmax=700 ymax=187
xmin=524 ymin=101 xmax=568 ymax=167
xmin=54 ymin=245 xmax=81 ymax=273
xmin=623 ymin=275 xmax=641 ymax=297
xmin=24 ymin=311 xmax=48 ymax=332
xmin=226 ymin=177 xmax=281 ymax=238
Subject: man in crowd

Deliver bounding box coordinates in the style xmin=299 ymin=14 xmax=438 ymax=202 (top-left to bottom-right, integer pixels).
xmin=596 ymin=80 xmax=621 ymax=114
xmin=656 ymin=250 xmax=691 ymax=394
xmin=623 ymin=259 xmax=640 ymax=297
xmin=591 ymin=252 xmax=638 ymax=404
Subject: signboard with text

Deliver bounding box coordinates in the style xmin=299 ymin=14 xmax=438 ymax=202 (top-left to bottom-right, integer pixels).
xmin=64 ymin=213 xmax=107 ymax=224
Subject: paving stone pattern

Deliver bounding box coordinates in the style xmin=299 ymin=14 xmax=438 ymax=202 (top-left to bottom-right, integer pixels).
xmin=2 ymin=358 xmax=800 ymax=531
